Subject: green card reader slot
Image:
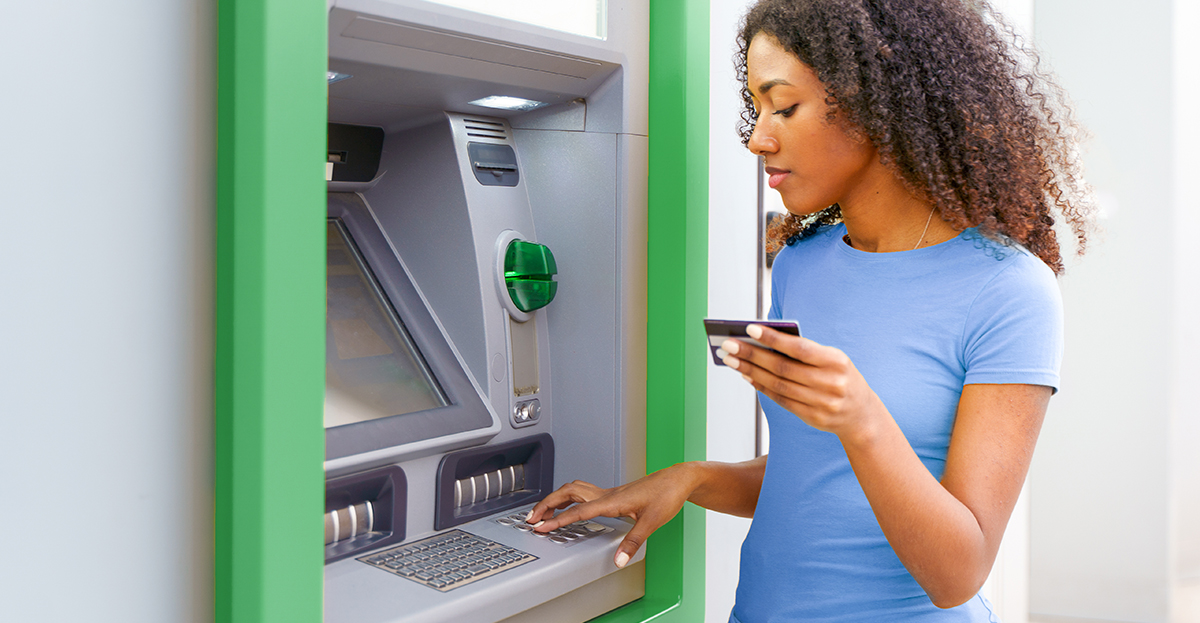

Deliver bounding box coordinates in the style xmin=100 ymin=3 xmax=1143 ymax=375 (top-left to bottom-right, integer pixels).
xmin=504 ymin=240 xmax=557 ymax=313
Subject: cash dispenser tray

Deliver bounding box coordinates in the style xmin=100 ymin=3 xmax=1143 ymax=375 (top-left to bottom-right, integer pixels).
xmin=325 ymin=466 xmax=408 ymax=563
xmin=435 ymin=434 xmax=554 ymax=530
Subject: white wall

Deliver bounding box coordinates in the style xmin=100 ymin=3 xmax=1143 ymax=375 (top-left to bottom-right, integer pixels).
xmin=0 ymin=2 xmax=214 ymax=622
xmin=706 ymin=0 xmax=761 ymax=621
xmin=1030 ymin=0 xmax=1199 ymax=621
xmin=1171 ymin=0 xmax=1200 ymax=615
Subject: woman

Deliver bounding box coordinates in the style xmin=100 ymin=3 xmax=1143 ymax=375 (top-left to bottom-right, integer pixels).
xmin=527 ymin=0 xmax=1094 ymax=620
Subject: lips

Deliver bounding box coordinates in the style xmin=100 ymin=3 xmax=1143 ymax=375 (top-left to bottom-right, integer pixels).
xmin=765 ymin=166 xmax=790 ymax=189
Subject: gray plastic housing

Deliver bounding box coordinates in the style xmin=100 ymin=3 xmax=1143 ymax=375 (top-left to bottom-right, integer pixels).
xmin=324 ymin=1 xmax=651 ymax=621
xmin=367 ymin=114 xmax=554 ymax=441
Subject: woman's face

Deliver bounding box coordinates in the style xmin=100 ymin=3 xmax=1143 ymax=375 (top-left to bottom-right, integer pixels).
xmin=745 ymin=33 xmax=878 ymax=216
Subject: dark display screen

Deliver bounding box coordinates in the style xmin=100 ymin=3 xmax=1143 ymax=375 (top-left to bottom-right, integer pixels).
xmin=325 ymin=219 xmax=448 ymax=429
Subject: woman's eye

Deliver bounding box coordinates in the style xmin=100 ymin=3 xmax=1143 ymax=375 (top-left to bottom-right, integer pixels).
xmin=774 ymin=105 xmax=797 ymax=118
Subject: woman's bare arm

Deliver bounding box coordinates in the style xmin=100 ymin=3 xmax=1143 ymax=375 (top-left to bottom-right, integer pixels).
xmin=681 ymin=455 xmax=767 ymax=517
xmin=841 ymin=383 xmax=1048 ymax=607
xmin=526 ymin=455 xmax=767 ymax=567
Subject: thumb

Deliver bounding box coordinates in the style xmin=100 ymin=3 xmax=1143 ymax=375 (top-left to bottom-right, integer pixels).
xmin=613 ymin=523 xmax=652 ymax=569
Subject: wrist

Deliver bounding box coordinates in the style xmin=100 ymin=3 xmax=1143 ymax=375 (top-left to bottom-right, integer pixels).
xmin=665 ymin=461 xmax=707 ymax=500
xmin=838 ymin=397 xmax=892 ymax=451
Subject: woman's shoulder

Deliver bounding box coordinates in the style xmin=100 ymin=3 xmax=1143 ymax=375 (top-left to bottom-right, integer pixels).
xmin=953 ymin=229 xmax=1057 ymax=285
xmin=953 ymin=229 xmax=1061 ymax=317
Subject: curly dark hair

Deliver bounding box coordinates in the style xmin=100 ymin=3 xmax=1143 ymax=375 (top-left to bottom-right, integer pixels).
xmin=737 ymin=0 xmax=1094 ymax=273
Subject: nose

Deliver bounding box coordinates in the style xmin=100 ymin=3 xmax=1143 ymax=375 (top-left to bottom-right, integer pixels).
xmin=746 ymin=119 xmax=779 ymax=156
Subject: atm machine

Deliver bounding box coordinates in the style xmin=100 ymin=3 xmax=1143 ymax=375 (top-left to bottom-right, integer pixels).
xmin=319 ymin=1 xmax=651 ymax=621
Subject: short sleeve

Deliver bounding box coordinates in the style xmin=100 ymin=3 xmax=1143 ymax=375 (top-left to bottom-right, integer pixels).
xmin=767 ymin=245 xmax=792 ymax=321
xmin=961 ymin=253 xmax=1064 ymax=392
xmin=768 ymin=288 xmax=782 ymax=321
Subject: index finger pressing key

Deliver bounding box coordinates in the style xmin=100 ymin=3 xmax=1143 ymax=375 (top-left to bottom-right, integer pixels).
xmin=526 ymin=487 xmax=576 ymax=523
xmin=534 ymin=504 xmax=587 ymax=532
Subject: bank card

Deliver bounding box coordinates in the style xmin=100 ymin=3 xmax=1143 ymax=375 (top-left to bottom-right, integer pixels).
xmin=703 ymin=319 xmax=801 ymax=366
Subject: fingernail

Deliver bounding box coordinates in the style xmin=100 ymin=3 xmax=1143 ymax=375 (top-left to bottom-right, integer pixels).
xmin=615 ymin=552 xmax=630 ymax=568
xmin=741 ymin=374 xmax=752 ymax=383
xmin=721 ymin=339 xmax=740 ymax=355
xmin=746 ymin=324 xmax=763 ymax=339
xmin=533 ymin=520 xmax=544 ymax=528
xmin=723 ymin=356 xmax=740 ymax=370
xmin=525 ymin=510 xmax=534 ymax=522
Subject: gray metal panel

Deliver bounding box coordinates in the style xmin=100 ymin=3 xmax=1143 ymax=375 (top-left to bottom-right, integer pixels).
xmin=340 ymin=16 xmax=606 ymax=79
xmin=498 ymin=561 xmax=644 ymax=623
xmin=513 ymin=127 xmax=621 ymax=488
xmin=445 ymin=114 xmax=554 ymax=447
xmin=321 ymin=3 xmax=653 ymax=620
xmin=327 ymin=0 xmax=647 ymax=135
xmin=367 ymin=120 xmax=488 ymax=384
xmin=324 ymin=514 xmax=645 ymax=623
xmin=616 ymin=133 xmax=649 ymax=485
xmin=509 ymin=100 xmax=587 ymax=132
xmin=583 ymin=67 xmax=626 ymax=135
xmin=364 ymin=114 xmax=556 ymax=450
xmin=328 ymin=5 xmax=620 ymax=132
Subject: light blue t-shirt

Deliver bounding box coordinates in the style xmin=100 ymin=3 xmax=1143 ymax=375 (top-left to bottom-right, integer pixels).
xmin=732 ymin=223 xmax=1063 ymax=623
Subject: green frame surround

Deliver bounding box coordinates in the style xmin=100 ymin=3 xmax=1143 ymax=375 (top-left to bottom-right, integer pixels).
xmin=215 ymin=0 xmax=327 ymax=621
xmin=214 ymin=0 xmax=708 ymax=621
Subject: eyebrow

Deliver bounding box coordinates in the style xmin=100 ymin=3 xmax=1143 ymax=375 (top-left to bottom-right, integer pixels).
xmin=756 ymin=78 xmax=792 ymax=95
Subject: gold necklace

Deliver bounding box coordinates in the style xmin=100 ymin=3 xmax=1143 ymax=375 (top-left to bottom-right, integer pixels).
xmin=912 ymin=206 xmax=935 ymax=250
xmin=842 ymin=207 xmax=937 ymax=250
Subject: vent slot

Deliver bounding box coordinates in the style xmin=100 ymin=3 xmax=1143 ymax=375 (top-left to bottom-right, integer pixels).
xmin=467 ymin=132 xmax=508 ymax=140
xmin=464 ymin=119 xmax=509 ymax=141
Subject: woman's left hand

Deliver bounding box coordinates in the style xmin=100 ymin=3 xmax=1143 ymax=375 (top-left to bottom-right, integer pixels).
xmin=722 ymin=324 xmax=886 ymax=440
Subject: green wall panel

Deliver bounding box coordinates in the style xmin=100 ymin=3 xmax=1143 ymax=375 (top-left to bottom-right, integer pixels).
xmin=215 ymin=0 xmax=327 ymax=621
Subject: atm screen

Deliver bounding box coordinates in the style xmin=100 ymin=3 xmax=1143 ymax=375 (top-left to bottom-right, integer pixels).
xmin=325 ymin=218 xmax=448 ymax=429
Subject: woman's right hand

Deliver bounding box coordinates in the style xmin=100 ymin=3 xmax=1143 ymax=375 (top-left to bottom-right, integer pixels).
xmin=524 ymin=464 xmax=699 ymax=569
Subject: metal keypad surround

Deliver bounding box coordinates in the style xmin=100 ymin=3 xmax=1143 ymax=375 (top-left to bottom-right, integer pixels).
xmin=494 ymin=511 xmax=614 ymax=546
xmin=360 ymin=530 xmax=536 ymax=592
